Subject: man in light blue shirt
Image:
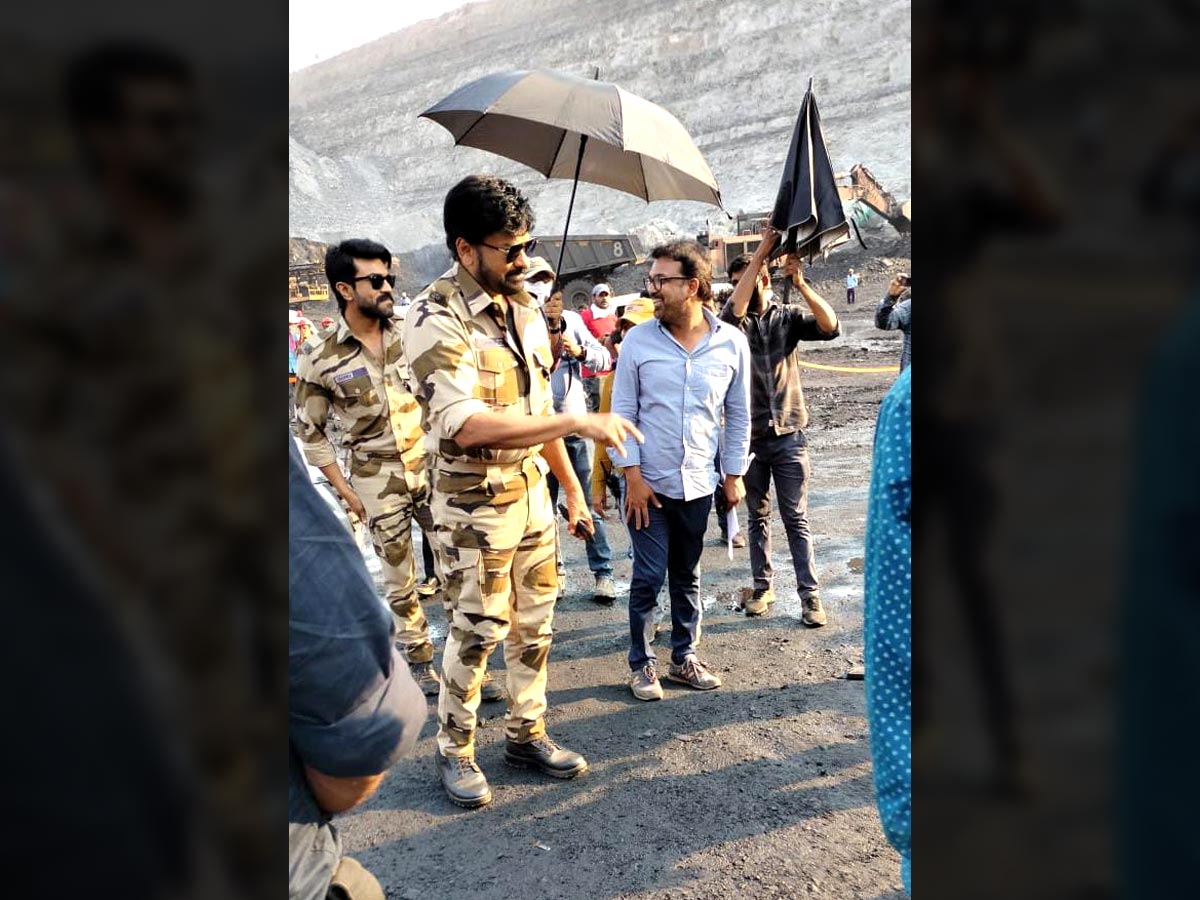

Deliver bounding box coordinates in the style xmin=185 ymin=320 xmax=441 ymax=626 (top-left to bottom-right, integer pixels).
xmin=609 ymin=240 xmax=751 ymax=700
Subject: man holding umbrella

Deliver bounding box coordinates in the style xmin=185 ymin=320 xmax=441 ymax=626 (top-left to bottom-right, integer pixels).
xmin=404 ymin=175 xmax=642 ymax=808
xmin=721 ymin=227 xmax=840 ymax=625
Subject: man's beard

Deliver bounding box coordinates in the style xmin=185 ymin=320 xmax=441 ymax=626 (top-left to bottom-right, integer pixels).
xmin=359 ymin=295 xmax=395 ymax=321
xmin=472 ymin=260 xmax=523 ymax=297
xmin=656 ymin=297 xmax=685 ymax=326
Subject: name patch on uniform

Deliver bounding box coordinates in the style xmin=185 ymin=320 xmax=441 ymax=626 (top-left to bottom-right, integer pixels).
xmin=472 ymin=336 xmax=509 ymax=349
xmin=334 ymin=366 xmax=369 ymax=383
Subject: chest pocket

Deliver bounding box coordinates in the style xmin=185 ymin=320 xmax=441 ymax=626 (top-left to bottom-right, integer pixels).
xmin=696 ymin=362 xmax=734 ymax=405
xmin=477 ymin=347 xmax=522 ymax=409
xmin=334 ymin=373 xmax=381 ymax=410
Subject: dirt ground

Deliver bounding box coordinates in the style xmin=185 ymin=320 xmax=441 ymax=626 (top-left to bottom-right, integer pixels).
xmin=340 ymin=240 xmax=911 ymax=900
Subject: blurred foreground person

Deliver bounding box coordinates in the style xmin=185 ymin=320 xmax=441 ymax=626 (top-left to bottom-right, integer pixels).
xmin=863 ymin=367 xmax=912 ymax=895
xmin=290 ymin=439 xmax=426 ymax=900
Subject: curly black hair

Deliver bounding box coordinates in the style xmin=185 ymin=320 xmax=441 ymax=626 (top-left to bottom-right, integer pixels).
xmin=443 ymin=175 xmax=534 ymax=260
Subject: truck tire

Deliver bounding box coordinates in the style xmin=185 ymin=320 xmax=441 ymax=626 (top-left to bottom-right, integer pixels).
xmin=561 ymin=278 xmax=594 ymax=311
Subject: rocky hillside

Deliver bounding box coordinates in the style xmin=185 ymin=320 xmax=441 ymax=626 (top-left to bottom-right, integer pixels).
xmin=288 ymin=236 xmax=328 ymax=266
xmin=290 ymin=0 xmax=910 ymax=277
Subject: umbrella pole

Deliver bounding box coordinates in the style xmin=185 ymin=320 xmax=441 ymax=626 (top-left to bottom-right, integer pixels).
xmin=782 ymin=234 xmax=793 ymax=304
xmin=554 ymin=134 xmax=588 ymax=286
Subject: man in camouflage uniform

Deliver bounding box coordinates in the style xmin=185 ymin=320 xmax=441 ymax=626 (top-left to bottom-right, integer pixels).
xmin=295 ymin=238 xmax=462 ymax=700
xmin=405 ymin=175 xmax=642 ymax=808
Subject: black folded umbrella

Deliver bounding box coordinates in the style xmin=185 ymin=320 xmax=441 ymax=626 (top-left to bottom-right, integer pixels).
xmin=769 ymin=79 xmax=852 ymax=272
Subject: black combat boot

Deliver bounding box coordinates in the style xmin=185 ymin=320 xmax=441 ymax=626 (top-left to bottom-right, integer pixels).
xmin=503 ymin=736 xmax=588 ymax=779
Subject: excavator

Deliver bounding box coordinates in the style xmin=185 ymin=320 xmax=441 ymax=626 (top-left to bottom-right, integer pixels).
xmin=697 ymin=164 xmax=909 ymax=277
xmin=835 ymin=163 xmax=911 ymax=233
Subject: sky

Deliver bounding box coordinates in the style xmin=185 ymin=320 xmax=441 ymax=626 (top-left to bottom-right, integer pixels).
xmin=290 ymin=0 xmax=477 ymax=72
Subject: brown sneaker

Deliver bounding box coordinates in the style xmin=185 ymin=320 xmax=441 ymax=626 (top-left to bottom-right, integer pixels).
xmin=629 ymin=664 xmax=664 ymax=701
xmin=731 ymin=533 xmax=747 ymax=549
xmin=801 ymin=594 xmax=828 ymax=627
xmin=665 ymin=657 xmax=722 ymax=690
xmin=744 ymin=587 xmax=775 ymax=617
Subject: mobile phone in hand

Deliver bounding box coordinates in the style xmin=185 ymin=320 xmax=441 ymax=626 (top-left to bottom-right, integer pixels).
xmin=558 ymin=503 xmax=595 ymax=539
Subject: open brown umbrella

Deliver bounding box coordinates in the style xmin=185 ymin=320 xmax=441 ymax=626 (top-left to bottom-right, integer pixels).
xmin=420 ymin=68 xmax=723 ymax=279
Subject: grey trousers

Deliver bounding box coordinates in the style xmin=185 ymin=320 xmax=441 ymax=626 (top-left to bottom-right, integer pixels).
xmin=745 ymin=431 xmax=820 ymax=597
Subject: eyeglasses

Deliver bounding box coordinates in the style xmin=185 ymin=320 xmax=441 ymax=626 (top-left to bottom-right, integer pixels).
xmin=478 ymin=238 xmax=538 ymax=263
xmin=644 ymin=275 xmax=691 ymax=291
xmin=350 ymin=273 xmax=397 ymax=290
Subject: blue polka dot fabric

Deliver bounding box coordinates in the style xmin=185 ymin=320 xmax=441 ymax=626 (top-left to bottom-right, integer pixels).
xmin=864 ymin=366 xmax=912 ymax=894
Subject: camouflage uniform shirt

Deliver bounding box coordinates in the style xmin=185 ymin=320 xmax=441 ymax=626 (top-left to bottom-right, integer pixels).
xmin=294 ymin=316 xmax=424 ymax=475
xmin=403 ymin=264 xmax=554 ymax=475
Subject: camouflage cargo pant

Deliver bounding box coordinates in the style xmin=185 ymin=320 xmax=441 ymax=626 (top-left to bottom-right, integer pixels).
xmin=433 ymin=457 xmax=558 ymax=757
xmin=351 ymin=458 xmax=435 ymax=664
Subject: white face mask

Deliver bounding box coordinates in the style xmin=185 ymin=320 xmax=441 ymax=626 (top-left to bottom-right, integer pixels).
xmin=525 ymin=279 xmax=553 ymax=306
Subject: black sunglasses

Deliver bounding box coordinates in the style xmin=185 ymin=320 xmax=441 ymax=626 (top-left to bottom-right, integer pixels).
xmin=350 ymin=273 xmax=397 ymax=290
xmin=478 ymin=238 xmax=538 ymax=263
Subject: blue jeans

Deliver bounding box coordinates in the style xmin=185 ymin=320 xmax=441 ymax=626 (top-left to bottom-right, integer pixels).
xmin=548 ymin=435 xmax=613 ymax=577
xmin=745 ymin=432 xmax=819 ymax=597
xmin=627 ymin=493 xmax=712 ymax=669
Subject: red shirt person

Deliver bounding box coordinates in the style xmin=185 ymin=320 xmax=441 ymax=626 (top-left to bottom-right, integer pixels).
xmin=579 ymin=284 xmax=618 ymax=411
xmin=579 ymin=283 xmax=617 ymax=377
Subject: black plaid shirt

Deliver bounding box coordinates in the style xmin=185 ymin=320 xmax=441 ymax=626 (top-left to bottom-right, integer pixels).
xmin=719 ymin=298 xmax=840 ymax=439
